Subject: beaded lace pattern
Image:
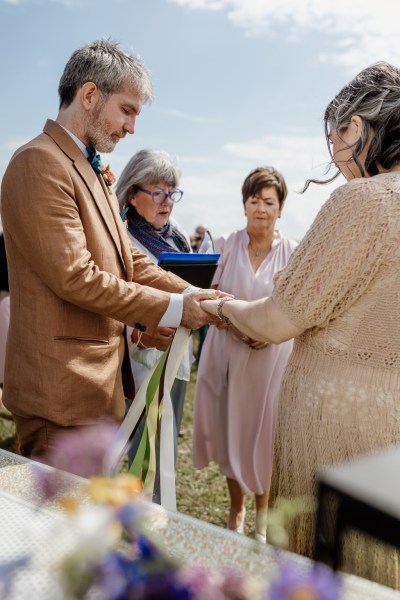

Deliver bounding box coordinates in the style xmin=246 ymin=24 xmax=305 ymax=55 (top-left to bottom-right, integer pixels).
xmin=270 ymin=172 xmax=400 ymax=588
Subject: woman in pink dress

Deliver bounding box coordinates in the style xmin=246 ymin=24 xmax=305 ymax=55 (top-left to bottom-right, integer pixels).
xmin=193 ymin=166 xmax=297 ymax=542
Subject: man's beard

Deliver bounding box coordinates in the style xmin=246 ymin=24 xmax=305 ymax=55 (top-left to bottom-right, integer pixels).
xmin=85 ymin=103 xmax=117 ymax=153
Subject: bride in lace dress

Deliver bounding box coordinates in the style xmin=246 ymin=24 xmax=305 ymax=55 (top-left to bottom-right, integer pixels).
xmin=200 ymin=62 xmax=400 ymax=589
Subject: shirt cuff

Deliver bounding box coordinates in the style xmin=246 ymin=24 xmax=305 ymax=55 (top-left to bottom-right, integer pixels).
xmin=158 ymin=294 xmax=183 ymax=327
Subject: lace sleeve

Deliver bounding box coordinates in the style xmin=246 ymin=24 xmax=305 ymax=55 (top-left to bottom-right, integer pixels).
xmin=272 ymin=179 xmax=391 ymax=329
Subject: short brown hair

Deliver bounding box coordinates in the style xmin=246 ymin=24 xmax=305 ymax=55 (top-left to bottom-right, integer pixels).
xmin=241 ymin=166 xmax=287 ymax=207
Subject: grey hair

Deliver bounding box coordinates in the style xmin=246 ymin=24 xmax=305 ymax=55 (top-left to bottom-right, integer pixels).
xmin=116 ymin=149 xmax=181 ymax=212
xmin=304 ymin=61 xmax=400 ymax=190
xmin=58 ymin=38 xmax=153 ymax=109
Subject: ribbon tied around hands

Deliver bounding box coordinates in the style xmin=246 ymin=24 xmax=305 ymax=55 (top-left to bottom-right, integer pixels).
xmin=104 ymin=326 xmax=191 ymax=511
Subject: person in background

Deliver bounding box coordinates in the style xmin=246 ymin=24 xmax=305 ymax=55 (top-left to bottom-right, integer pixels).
xmin=190 ymin=225 xmax=206 ymax=252
xmin=190 ymin=224 xmax=214 ymax=254
xmin=116 ymin=149 xmax=193 ymax=481
xmin=200 ymin=62 xmax=400 ymax=588
xmin=193 ymin=166 xmax=297 ymax=542
xmin=0 ymin=39 xmax=220 ymax=460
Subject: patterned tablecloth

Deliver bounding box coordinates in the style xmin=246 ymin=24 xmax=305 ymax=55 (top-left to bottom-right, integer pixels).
xmin=0 ymin=449 xmax=399 ymax=599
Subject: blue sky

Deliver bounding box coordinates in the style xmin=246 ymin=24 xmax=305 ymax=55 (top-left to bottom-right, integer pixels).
xmin=1 ymin=0 xmax=399 ymax=241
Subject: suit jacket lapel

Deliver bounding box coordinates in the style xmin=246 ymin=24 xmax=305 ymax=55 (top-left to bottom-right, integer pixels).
xmin=75 ymin=156 xmax=125 ymax=264
xmin=43 ymin=120 xmax=130 ymax=274
xmin=97 ymin=173 xmax=134 ymax=281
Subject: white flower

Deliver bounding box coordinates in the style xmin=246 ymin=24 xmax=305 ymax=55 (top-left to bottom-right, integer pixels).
xmin=69 ymin=504 xmax=119 ymax=563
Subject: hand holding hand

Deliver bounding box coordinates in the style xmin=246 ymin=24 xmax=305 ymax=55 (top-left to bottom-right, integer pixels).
xmin=248 ymin=339 xmax=270 ymax=350
xmin=182 ymin=290 xmax=231 ymax=329
xmin=199 ymin=298 xmax=220 ymax=318
xmin=229 ymin=324 xmax=252 ymax=343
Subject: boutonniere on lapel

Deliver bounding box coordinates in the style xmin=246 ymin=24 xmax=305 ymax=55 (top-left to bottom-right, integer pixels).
xmin=101 ymin=164 xmax=116 ymax=194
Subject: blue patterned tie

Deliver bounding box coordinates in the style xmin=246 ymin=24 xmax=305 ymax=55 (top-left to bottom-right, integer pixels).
xmin=86 ymin=145 xmax=102 ymax=175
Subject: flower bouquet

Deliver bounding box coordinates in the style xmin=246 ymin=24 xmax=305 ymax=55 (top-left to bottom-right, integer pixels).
xmin=0 ymin=422 xmax=343 ymax=600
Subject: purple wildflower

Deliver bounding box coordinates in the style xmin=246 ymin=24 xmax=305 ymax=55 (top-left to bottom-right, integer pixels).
xmin=33 ymin=464 xmax=70 ymax=504
xmin=181 ymin=566 xmax=250 ymax=600
xmin=92 ymin=552 xmax=127 ymax=600
xmin=0 ymin=556 xmax=30 ymax=599
xmin=112 ymin=543 xmax=193 ymax=600
xmin=219 ymin=566 xmax=249 ymax=598
xmin=267 ymin=561 xmax=342 ymax=600
xmin=33 ymin=421 xmax=121 ymax=501
xmin=116 ymin=502 xmax=145 ymax=540
xmin=43 ymin=421 xmax=120 ymax=477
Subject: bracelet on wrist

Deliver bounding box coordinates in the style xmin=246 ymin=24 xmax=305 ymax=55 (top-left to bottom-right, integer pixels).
xmin=217 ymin=297 xmax=234 ymax=327
xmin=131 ymin=329 xmax=148 ymax=351
xmin=137 ymin=331 xmax=148 ymax=349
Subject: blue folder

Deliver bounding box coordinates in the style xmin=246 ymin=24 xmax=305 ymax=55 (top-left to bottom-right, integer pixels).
xmin=158 ymin=252 xmax=220 ymax=288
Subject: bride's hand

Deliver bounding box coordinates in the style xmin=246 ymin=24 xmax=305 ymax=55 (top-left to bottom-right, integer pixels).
xmin=200 ymin=298 xmax=220 ymax=317
xmin=248 ymin=339 xmax=270 ymax=350
xmin=229 ymin=324 xmax=251 ymax=343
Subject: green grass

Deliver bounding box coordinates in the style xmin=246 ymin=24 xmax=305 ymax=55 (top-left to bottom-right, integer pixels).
xmin=175 ymin=361 xmax=232 ymax=528
xmin=0 ymin=334 xmax=257 ymax=535
xmin=0 ymin=404 xmax=17 ymax=453
xmin=175 ymin=335 xmax=256 ymax=535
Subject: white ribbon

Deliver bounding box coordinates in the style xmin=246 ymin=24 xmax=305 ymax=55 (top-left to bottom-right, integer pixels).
xmin=104 ymin=326 xmax=190 ymax=512
xmin=159 ymin=327 xmax=190 ymax=510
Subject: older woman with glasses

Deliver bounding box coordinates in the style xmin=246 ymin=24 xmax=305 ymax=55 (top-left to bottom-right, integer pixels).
xmin=116 ymin=149 xmax=192 ymax=497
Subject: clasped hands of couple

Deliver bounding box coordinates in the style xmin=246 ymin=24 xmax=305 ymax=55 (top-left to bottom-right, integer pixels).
xmin=184 ymin=290 xmax=269 ymax=351
xmin=135 ymin=289 xmax=267 ymax=353
xmin=131 ymin=288 xmax=231 ymax=353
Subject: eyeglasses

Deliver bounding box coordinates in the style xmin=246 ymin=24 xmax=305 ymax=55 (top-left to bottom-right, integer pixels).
xmin=136 ymin=185 xmax=184 ymax=204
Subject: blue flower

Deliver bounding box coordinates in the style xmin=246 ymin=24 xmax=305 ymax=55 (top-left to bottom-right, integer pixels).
xmin=92 ymin=552 xmax=127 ymax=600
xmin=0 ymin=556 xmax=30 ymax=599
xmin=267 ymin=561 xmax=342 ymax=600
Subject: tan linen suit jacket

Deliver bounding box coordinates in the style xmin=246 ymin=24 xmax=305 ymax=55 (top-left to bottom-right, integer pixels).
xmin=1 ymin=119 xmax=188 ymax=426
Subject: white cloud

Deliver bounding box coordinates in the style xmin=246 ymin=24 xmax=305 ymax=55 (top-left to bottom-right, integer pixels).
xmin=169 ymin=132 xmax=344 ymax=242
xmin=168 ymin=0 xmax=400 ymax=70
xmin=170 ymin=0 xmax=227 ymax=9
xmin=2 ymin=0 xmax=87 ymax=5
xmin=223 ymin=134 xmax=329 ymax=180
xmin=174 ymin=159 xmax=341 ymax=244
xmin=153 ymin=107 xmax=219 ymax=124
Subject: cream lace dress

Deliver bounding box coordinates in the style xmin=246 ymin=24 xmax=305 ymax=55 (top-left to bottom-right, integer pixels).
xmin=270 ymin=173 xmax=400 ymax=588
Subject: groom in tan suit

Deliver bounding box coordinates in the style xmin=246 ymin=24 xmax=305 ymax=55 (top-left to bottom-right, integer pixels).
xmin=1 ymin=40 xmax=219 ymax=458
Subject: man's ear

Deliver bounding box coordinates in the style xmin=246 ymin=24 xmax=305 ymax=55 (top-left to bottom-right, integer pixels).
xmin=80 ymin=82 xmax=100 ymax=111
